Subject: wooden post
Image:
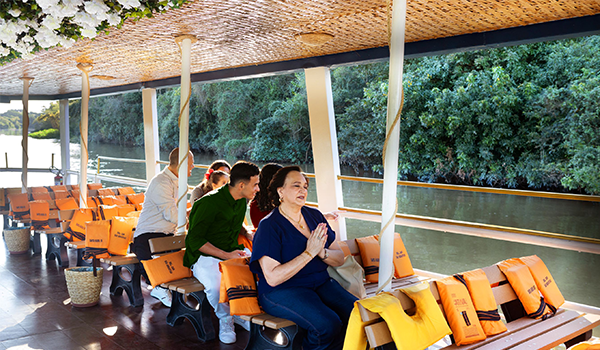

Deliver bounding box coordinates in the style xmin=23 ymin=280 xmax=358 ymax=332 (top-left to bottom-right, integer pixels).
xmin=59 ymin=99 xmax=70 ymax=185
xmin=77 ymin=64 xmax=93 ymax=208
xmin=19 ymin=77 xmax=33 ymax=193
xmin=305 ymin=67 xmax=347 ymax=239
xmin=142 ymin=88 xmax=160 ymax=185
xmin=379 ymin=0 xmax=407 ymax=292
xmin=175 ymin=35 xmax=197 ymax=234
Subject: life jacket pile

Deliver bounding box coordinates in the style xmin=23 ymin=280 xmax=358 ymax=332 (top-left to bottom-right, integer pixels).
xmin=218 ymin=257 xmax=261 ymax=316
xmin=458 ymin=269 xmax=507 ymax=336
xmin=436 ymin=276 xmax=487 ymax=345
xmin=344 ymin=281 xmax=451 ymax=350
xmin=497 ymin=257 xmax=554 ymax=319
xmin=355 ymin=233 xmax=415 ymax=283
xmin=8 ymin=193 xmax=30 ymax=220
xmin=29 ymin=200 xmax=51 ymax=230
xmin=63 ymin=208 xmax=95 ymax=241
xmin=83 ymin=220 xmax=111 ymax=260
xmin=107 ymin=216 xmax=138 ymax=256
xmin=141 ymin=250 xmax=192 ymax=288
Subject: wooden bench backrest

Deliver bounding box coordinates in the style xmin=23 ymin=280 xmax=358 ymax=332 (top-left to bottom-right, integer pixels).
xmin=148 ymin=235 xmax=186 ymax=255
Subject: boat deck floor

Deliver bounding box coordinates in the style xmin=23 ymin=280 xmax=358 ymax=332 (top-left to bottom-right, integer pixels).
xmin=0 ymin=240 xmax=249 ymax=350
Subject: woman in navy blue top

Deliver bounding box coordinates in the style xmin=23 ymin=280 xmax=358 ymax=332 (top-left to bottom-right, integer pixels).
xmin=250 ymin=166 xmax=357 ymax=350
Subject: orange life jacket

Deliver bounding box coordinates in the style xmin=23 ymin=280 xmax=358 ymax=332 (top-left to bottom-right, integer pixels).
xmin=70 ymin=189 xmax=80 ymax=201
xmin=87 ymin=183 xmax=103 ymax=190
xmin=96 ymin=196 xmax=114 ymax=206
xmin=141 ymin=250 xmax=192 ymax=288
xmin=497 ymin=258 xmax=552 ymax=319
xmin=63 ymin=208 xmax=95 ymax=241
xmin=107 ymin=216 xmax=138 ymax=256
xmin=98 ymin=205 xmax=119 ymax=220
xmin=356 ymin=235 xmax=379 ymax=283
xmin=55 ymin=197 xmax=79 ymax=210
xmin=116 ymin=204 xmax=135 ymax=216
xmin=126 ymin=210 xmax=141 ymax=218
xmin=97 ymin=188 xmax=116 ymax=197
xmin=8 ymin=193 xmax=30 ymax=220
xmin=53 ymin=190 xmax=70 ymax=199
xmin=436 ymin=276 xmax=486 ymax=345
xmin=31 ymin=192 xmax=52 ymax=201
xmin=218 ymin=257 xmax=261 ymax=316
xmin=456 ymin=269 xmax=507 ymax=336
xmin=70 ymin=184 xmax=80 ymax=191
xmin=117 ymin=187 xmax=135 ymax=195
xmin=237 ymin=233 xmax=253 ymax=252
xmin=50 ymin=185 xmax=68 ymax=193
xmin=392 ymin=232 xmax=414 ymax=279
xmin=29 ymin=200 xmax=51 ymax=230
xmin=30 ymin=186 xmax=48 ymax=194
xmin=83 ymin=220 xmax=111 ymax=259
xmin=519 ymin=255 xmax=564 ymax=313
xmin=126 ymin=193 xmax=145 ymax=210
xmin=338 ymin=240 xmax=352 ymax=257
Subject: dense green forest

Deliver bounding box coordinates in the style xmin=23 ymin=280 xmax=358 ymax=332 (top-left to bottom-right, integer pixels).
xmin=0 ymin=110 xmax=40 ymax=130
xmin=31 ymin=36 xmax=600 ymax=194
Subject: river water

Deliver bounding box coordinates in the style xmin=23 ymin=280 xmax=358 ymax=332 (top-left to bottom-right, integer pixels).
xmin=1 ymin=135 xmax=599 ymax=308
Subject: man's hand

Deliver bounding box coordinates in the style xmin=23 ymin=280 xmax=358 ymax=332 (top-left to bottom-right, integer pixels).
xmin=225 ymin=250 xmax=249 ymax=260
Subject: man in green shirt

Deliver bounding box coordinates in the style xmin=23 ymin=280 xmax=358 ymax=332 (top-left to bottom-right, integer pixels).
xmin=184 ymin=161 xmax=259 ymax=344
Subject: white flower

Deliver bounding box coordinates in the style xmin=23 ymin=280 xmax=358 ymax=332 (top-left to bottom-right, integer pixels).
xmin=35 ymin=27 xmax=61 ymax=48
xmin=0 ymin=46 xmax=9 ymax=57
xmin=36 ymin=0 xmax=60 ymax=11
xmin=107 ymin=12 xmax=121 ymax=26
xmin=58 ymin=36 xmax=75 ymax=48
xmin=40 ymin=15 xmax=61 ymax=30
xmin=8 ymin=8 xmax=22 ymax=17
xmin=80 ymin=27 xmax=97 ymax=39
xmin=73 ymin=10 xmax=101 ymax=28
xmin=117 ymin=0 xmax=142 ymax=9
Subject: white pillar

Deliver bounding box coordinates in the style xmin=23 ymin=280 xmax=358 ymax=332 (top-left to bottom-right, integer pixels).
xmin=176 ymin=35 xmax=196 ymax=234
xmin=59 ymin=99 xmax=70 ymax=185
xmin=305 ymin=67 xmax=347 ymax=238
xmin=20 ymin=77 xmax=33 ymax=193
xmin=379 ymin=0 xmax=407 ymax=292
xmin=77 ymin=64 xmax=92 ymax=208
xmin=142 ymin=88 xmax=160 ymax=185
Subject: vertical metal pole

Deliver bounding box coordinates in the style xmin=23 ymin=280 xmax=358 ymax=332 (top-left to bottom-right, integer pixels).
xmin=59 ymin=99 xmax=71 ymax=185
xmin=379 ymin=0 xmax=407 ymax=292
xmin=77 ymin=64 xmax=93 ymax=208
xmin=20 ymin=77 xmax=33 ymax=193
xmin=176 ymin=35 xmax=196 ymax=234
xmin=305 ymin=67 xmax=347 ymax=239
xmin=142 ymin=88 xmax=160 ymax=185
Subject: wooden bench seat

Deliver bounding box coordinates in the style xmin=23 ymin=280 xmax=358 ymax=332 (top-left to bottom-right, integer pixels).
xmin=362 ymin=264 xmax=600 ymax=350
xmin=147 ymin=235 xmax=215 ymax=342
xmin=100 ymin=254 xmax=143 ymax=307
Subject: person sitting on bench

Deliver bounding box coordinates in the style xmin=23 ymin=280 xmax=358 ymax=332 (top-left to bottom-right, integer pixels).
xmin=183 ymin=161 xmax=259 ymax=344
xmin=249 ymin=166 xmax=357 ymax=350
xmin=131 ymin=147 xmax=194 ymax=307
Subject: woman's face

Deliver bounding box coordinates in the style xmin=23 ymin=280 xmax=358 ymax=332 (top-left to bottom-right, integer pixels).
xmin=214 ymin=175 xmax=229 ymax=189
xmin=278 ymin=171 xmax=308 ymax=206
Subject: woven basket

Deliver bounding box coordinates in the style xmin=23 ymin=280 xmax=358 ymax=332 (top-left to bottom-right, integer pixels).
xmin=3 ymin=227 xmax=30 ymax=254
xmin=64 ymin=267 xmax=104 ymax=307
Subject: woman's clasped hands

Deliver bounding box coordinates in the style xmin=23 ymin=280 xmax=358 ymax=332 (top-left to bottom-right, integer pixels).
xmin=305 ymin=223 xmax=328 ymax=259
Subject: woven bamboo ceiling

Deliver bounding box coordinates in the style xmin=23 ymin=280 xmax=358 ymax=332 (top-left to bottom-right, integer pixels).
xmin=1 ymin=0 xmax=600 ymax=100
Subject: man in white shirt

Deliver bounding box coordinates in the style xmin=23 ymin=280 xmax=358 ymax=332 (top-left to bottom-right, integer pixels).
xmin=131 ymin=147 xmax=194 ymax=306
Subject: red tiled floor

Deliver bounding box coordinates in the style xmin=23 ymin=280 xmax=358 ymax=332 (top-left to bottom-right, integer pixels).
xmin=0 ymin=236 xmax=249 ymax=349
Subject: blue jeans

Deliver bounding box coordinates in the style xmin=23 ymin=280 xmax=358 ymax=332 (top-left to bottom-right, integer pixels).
xmin=259 ymin=278 xmax=358 ymax=350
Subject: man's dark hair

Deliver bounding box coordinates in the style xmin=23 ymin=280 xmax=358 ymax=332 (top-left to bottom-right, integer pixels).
xmin=229 ymin=161 xmax=260 ymax=187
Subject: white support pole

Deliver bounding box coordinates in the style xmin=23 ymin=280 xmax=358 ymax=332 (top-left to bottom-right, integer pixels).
xmin=305 ymin=67 xmax=347 ymax=239
xmin=379 ymin=0 xmax=407 ymax=292
xmin=59 ymin=99 xmax=70 ymax=185
xmin=77 ymin=64 xmax=93 ymax=208
xmin=20 ymin=77 xmax=33 ymax=193
xmin=176 ymin=35 xmax=196 ymax=234
xmin=142 ymin=88 xmax=160 ymax=185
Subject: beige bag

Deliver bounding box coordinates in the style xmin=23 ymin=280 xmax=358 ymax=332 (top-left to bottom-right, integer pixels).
xmin=328 ymin=255 xmax=367 ymax=299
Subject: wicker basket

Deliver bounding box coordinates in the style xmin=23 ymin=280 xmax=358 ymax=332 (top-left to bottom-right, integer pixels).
xmin=64 ymin=267 xmax=104 ymax=307
xmin=3 ymin=227 xmax=31 ymax=254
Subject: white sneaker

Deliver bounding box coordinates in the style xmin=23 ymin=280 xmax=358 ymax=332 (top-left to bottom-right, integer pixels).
xmin=233 ymin=315 xmax=251 ymax=332
xmin=150 ymin=286 xmax=172 ymax=307
xmin=219 ymin=317 xmax=236 ymax=344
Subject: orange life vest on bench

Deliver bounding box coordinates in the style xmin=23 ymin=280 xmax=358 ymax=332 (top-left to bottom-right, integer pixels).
xmin=31 ymin=191 xmax=52 ymax=201
xmin=219 ymin=257 xmax=261 ymax=316
xmin=107 ymin=216 xmax=137 ymax=256
xmin=84 ymin=220 xmax=111 ymax=259
xmin=126 ymin=193 xmax=144 ymax=210
xmin=436 ymin=276 xmax=486 ymax=345
xmin=117 ymin=187 xmax=135 ymax=195
xmin=97 ymin=188 xmax=116 ymax=197
xmin=141 ymin=249 xmax=192 ymax=288
xmin=53 ymin=190 xmax=70 ymax=199
xmin=29 ymin=200 xmax=51 ymax=230
xmin=63 ymin=208 xmax=95 ymax=241
xmin=456 ymin=269 xmax=507 ymax=336
xmin=98 ymin=205 xmax=119 ymax=220
xmin=519 ymin=255 xmax=564 ymax=313
xmin=497 ymin=258 xmax=553 ymax=319
xmin=8 ymin=193 xmax=30 ymax=220
xmin=356 ymin=235 xmax=380 ymax=283
xmin=391 ymin=232 xmax=414 ymax=279
xmin=55 ymin=197 xmax=78 ymax=210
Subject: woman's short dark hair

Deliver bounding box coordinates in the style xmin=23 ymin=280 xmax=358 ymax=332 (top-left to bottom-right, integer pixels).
xmin=253 ymin=163 xmax=283 ymax=212
xmin=229 ymin=161 xmax=260 ymax=187
xmin=267 ymin=165 xmax=308 ymax=207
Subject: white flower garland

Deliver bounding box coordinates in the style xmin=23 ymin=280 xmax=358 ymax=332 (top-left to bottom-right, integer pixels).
xmin=0 ymin=0 xmax=183 ymax=63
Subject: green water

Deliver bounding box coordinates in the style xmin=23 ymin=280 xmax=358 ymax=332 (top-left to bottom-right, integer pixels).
xmin=1 ymin=135 xmax=598 ymax=308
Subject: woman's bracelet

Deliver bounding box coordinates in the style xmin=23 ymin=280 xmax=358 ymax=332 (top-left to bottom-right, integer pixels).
xmin=303 ymin=250 xmax=313 ymax=259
